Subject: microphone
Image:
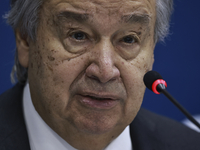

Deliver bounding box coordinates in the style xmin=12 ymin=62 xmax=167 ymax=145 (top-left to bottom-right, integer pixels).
xmin=143 ymin=70 xmax=200 ymax=129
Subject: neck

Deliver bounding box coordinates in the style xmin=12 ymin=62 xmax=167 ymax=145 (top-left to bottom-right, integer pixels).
xmin=47 ymin=118 xmax=127 ymax=150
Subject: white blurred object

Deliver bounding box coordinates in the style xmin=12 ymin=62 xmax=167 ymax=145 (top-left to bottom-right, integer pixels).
xmin=182 ymin=115 xmax=200 ymax=133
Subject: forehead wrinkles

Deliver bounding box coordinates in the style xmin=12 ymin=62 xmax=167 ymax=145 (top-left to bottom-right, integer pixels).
xmin=80 ymin=0 xmax=154 ymax=15
xmin=44 ymin=0 xmax=155 ymax=15
xmin=41 ymin=0 xmax=155 ymax=33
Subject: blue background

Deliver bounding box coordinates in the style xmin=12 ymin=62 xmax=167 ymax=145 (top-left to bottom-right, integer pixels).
xmin=0 ymin=1 xmax=200 ymax=122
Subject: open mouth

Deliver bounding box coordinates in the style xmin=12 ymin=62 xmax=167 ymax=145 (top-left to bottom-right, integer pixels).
xmin=77 ymin=94 xmax=118 ymax=109
xmin=86 ymin=95 xmax=113 ymax=101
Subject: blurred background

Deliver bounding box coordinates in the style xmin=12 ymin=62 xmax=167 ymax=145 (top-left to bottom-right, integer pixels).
xmin=0 ymin=1 xmax=200 ymax=126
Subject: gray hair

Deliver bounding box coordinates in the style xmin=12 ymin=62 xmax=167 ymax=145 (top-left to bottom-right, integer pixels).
xmin=155 ymin=0 xmax=174 ymax=42
xmin=5 ymin=0 xmax=43 ymax=84
xmin=5 ymin=0 xmax=173 ymax=84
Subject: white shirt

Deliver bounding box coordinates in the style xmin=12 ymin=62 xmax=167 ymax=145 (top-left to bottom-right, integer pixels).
xmin=23 ymin=83 xmax=132 ymax=150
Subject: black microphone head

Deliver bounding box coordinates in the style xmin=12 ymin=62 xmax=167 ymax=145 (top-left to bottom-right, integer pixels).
xmin=143 ymin=71 xmax=163 ymax=91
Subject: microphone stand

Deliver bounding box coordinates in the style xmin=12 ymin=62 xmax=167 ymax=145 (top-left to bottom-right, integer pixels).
xmin=157 ymin=84 xmax=200 ymax=129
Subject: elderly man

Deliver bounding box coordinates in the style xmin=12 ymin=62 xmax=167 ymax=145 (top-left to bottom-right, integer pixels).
xmin=0 ymin=0 xmax=200 ymax=150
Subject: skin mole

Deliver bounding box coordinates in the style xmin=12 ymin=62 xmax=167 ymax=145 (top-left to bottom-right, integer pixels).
xmin=46 ymin=63 xmax=53 ymax=72
xmin=48 ymin=55 xmax=55 ymax=61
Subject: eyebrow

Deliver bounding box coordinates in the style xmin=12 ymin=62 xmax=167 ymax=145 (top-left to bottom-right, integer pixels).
xmin=121 ymin=13 xmax=151 ymax=25
xmin=57 ymin=11 xmax=90 ymax=23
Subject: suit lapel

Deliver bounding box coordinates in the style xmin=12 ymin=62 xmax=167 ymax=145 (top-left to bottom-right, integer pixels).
xmin=129 ymin=108 xmax=176 ymax=150
xmin=0 ymin=83 xmax=30 ymax=150
xmin=129 ymin=108 xmax=157 ymax=150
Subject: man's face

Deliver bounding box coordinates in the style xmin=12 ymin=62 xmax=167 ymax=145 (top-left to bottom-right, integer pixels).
xmin=26 ymin=0 xmax=155 ymax=138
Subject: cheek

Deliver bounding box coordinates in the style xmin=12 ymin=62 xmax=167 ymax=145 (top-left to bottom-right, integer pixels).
xmin=28 ymin=45 xmax=88 ymax=115
xmin=118 ymin=52 xmax=153 ymax=122
xmin=120 ymin=54 xmax=152 ymax=96
xmin=116 ymin=64 xmax=145 ymax=124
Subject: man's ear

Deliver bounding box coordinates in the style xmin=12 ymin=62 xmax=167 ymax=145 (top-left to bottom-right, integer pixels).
xmin=15 ymin=29 xmax=29 ymax=68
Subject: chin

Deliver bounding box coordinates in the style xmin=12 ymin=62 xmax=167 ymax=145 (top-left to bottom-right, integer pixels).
xmin=77 ymin=122 xmax=118 ymax=135
xmin=67 ymin=111 xmax=122 ymax=135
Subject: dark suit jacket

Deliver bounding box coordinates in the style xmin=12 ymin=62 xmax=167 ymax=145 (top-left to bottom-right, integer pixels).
xmin=0 ymin=83 xmax=200 ymax=150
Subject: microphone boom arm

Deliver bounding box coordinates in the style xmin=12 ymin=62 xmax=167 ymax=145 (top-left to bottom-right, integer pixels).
xmin=157 ymin=84 xmax=200 ymax=129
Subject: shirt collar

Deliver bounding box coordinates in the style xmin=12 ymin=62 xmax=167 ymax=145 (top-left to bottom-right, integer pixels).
xmin=23 ymin=83 xmax=132 ymax=150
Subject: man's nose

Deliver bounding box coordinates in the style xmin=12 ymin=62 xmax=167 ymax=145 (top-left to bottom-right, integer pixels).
xmin=86 ymin=38 xmax=120 ymax=83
